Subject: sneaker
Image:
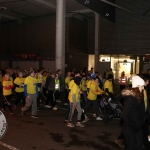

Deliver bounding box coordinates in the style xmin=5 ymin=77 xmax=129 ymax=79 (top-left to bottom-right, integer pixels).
xmin=31 ymin=115 xmax=39 ymax=118
xmin=1 ymin=108 xmax=6 ymax=112
xmin=56 ymin=99 xmax=61 ymax=103
xmin=10 ymin=112 xmax=14 ymax=115
xmin=53 ymin=107 xmax=57 ymax=110
xmin=64 ymin=120 xmax=69 ymax=123
xmin=76 ymin=122 xmax=84 ymax=127
xmin=45 ymin=105 xmax=52 ymax=108
xmin=21 ymin=111 xmax=25 ymax=116
xmin=114 ymin=139 xmax=125 ymax=148
xmin=82 ymin=118 xmax=89 ymax=123
xmin=93 ymin=114 xmax=96 ymax=117
xmin=13 ymin=105 xmax=16 ymax=110
xmin=96 ymin=117 xmax=103 ymax=120
xmin=64 ymin=103 xmax=68 ymax=106
xmin=67 ymin=122 xmax=75 ymax=127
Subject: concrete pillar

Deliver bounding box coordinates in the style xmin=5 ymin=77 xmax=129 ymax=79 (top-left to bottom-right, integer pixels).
xmin=94 ymin=13 xmax=99 ymax=72
xmin=56 ymin=0 xmax=65 ymax=76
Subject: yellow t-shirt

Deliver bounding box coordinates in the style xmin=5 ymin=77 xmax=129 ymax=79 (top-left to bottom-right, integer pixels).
xmin=65 ymin=76 xmax=71 ymax=89
xmin=14 ymin=77 xmax=25 ymax=92
xmin=87 ymin=80 xmax=92 ymax=89
xmin=104 ymin=80 xmax=113 ymax=93
xmin=68 ymin=83 xmax=80 ymax=103
xmin=3 ymin=80 xmax=13 ymax=96
xmin=24 ymin=76 xmax=37 ymax=94
xmin=81 ymin=79 xmax=87 ymax=91
xmin=87 ymin=81 xmax=103 ymax=100
xmin=36 ymin=76 xmax=42 ymax=92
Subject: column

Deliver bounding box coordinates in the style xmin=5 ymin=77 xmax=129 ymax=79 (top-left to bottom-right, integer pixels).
xmin=56 ymin=0 xmax=66 ymax=75
xmin=94 ymin=13 xmax=100 ymax=72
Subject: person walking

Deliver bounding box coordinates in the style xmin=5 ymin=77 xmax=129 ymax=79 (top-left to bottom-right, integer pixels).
xmin=21 ymin=68 xmax=39 ymax=118
xmin=13 ymin=71 xmax=25 ymax=109
xmin=67 ymin=76 xmax=84 ymax=127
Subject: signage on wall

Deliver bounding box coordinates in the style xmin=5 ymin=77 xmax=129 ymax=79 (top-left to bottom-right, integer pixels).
xmin=13 ymin=54 xmax=41 ymax=60
xmin=144 ymin=55 xmax=150 ymax=62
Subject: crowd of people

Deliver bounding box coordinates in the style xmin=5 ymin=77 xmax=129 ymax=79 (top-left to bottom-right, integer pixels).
xmin=0 ymin=66 xmax=150 ymax=149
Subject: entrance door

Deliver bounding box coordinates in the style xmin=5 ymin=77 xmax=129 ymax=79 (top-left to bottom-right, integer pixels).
xmin=118 ymin=62 xmax=131 ymax=78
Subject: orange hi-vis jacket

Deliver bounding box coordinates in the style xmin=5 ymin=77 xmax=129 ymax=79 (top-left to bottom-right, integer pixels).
xmin=119 ymin=76 xmax=127 ymax=85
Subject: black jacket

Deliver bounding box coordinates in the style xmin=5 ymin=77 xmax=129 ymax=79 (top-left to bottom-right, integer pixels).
xmin=121 ymin=95 xmax=145 ymax=133
xmin=45 ymin=75 xmax=55 ymax=91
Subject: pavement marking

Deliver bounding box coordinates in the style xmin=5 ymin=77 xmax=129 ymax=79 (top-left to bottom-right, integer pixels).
xmin=0 ymin=141 xmax=20 ymax=150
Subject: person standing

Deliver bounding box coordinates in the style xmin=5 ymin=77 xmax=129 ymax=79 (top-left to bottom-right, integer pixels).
xmin=55 ymin=74 xmax=61 ymax=103
xmin=104 ymin=74 xmax=114 ymax=100
xmin=21 ymin=68 xmax=39 ymax=118
xmin=45 ymin=73 xmax=57 ymax=110
xmin=2 ymin=73 xmax=14 ymax=115
xmin=119 ymin=71 xmax=127 ymax=91
xmin=121 ymin=75 xmax=145 ymax=150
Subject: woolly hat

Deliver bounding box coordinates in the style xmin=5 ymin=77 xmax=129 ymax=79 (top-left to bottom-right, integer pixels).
xmin=132 ymin=75 xmax=145 ymax=88
xmin=91 ymin=73 xmax=96 ymax=79
xmin=29 ymin=68 xmax=35 ymax=75
xmin=74 ymin=76 xmax=82 ymax=86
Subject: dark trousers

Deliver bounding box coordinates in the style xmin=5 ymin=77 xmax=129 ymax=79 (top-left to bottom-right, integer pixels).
xmin=142 ymin=122 xmax=150 ymax=150
xmin=54 ymin=90 xmax=60 ymax=100
xmin=83 ymin=99 xmax=99 ymax=117
xmin=65 ymin=89 xmax=69 ymax=103
xmin=123 ymin=128 xmax=143 ymax=150
xmin=37 ymin=91 xmax=41 ymax=108
xmin=43 ymin=87 xmax=47 ymax=97
xmin=65 ymin=103 xmax=70 ymax=120
xmin=120 ymin=85 xmax=126 ymax=91
xmin=3 ymin=95 xmax=13 ymax=112
xmin=45 ymin=90 xmax=56 ymax=107
xmin=14 ymin=92 xmax=25 ymax=106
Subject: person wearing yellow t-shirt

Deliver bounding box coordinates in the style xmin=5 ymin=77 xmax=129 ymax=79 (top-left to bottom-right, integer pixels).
xmin=42 ymin=71 xmax=47 ymax=98
xmin=83 ymin=76 xmax=104 ymax=121
xmin=81 ymin=75 xmax=87 ymax=103
xmin=65 ymin=71 xmax=81 ymax=122
xmin=67 ymin=76 xmax=84 ymax=128
xmin=21 ymin=68 xmax=39 ymax=118
xmin=0 ymin=73 xmax=3 ymax=96
xmin=2 ymin=73 xmax=14 ymax=115
xmin=64 ymin=71 xmax=71 ymax=105
xmin=13 ymin=72 xmax=25 ymax=109
xmin=104 ymin=74 xmax=114 ymax=100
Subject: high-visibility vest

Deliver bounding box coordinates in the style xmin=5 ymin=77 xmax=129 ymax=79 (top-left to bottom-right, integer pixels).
xmin=55 ymin=79 xmax=60 ymax=90
xmin=119 ymin=76 xmax=127 ymax=85
xmin=128 ymin=77 xmax=132 ymax=85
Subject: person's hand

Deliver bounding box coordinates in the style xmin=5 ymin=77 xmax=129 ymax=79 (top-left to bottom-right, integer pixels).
xmin=26 ymin=95 xmax=30 ymax=99
xmin=79 ymin=90 xmax=83 ymax=94
xmin=46 ymin=91 xmax=48 ymax=94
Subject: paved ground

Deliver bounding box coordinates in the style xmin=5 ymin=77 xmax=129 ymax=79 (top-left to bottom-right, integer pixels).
xmin=0 ymin=99 xmax=123 ymax=150
xmin=0 ymin=81 xmax=147 ymax=150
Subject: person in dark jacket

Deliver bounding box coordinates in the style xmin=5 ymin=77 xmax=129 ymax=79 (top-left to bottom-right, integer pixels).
xmin=45 ymin=73 xmax=57 ymax=110
xmin=121 ymin=75 xmax=145 ymax=150
xmin=142 ymin=74 xmax=150 ymax=150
